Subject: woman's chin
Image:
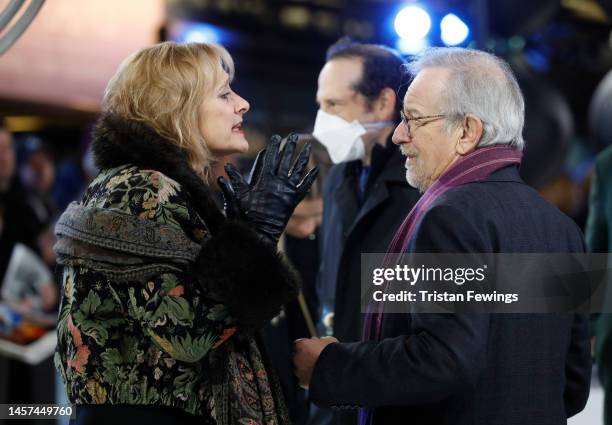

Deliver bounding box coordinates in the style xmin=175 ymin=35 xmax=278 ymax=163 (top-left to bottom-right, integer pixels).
xmin=228 ymin=134 xmax=249 ymax=153
xmin=211 ymin=139 xmax=249 ymax=157
xmin=230 ymin=141 xmax=249 ymax=156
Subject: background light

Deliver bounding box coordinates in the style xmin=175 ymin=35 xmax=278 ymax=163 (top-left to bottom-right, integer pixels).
xmin=180 ymin=23 xmax=221 ymax=44
xmin=440 ymin=13 xmax=470 ymax=46
xmin=396 ymin=38 xmax=428 ymax=55
xmin=394 ymin=6 xmax=431 ymax=40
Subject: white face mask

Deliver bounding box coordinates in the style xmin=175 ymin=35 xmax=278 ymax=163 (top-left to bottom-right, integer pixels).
xmin=312 ymin=109 xmax=394 ymax=164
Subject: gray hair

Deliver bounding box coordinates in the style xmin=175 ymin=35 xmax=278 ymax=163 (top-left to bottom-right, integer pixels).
xmin=406 ymin=47 xmax=525 ymax=151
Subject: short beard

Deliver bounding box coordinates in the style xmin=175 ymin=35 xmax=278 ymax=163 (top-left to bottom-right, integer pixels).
xmin=406 ymin=172 xmax=427 ymax=193
xmin=405 ymin=161 xmax=431 ymax=193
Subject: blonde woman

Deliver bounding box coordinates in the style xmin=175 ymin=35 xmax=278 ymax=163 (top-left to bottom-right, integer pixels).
xmin=53 ymin=42 xmax=317 ymax=425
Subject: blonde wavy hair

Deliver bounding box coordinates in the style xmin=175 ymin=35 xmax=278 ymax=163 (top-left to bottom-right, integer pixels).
xmin=102 ymin=41 xmax=235 ymax=178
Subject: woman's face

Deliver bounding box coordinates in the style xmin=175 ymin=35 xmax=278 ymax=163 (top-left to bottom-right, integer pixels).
xmin=200 ymin=73 xmax=250 ymax=157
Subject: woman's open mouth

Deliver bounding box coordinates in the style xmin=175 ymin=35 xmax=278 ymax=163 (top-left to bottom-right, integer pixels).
xmin=232 ymin=122 xmax=243 ymax=133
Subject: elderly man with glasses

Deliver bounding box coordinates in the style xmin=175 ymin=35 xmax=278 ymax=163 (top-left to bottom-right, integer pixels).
xmin=293 ymin=47 xmax=591 ymax=425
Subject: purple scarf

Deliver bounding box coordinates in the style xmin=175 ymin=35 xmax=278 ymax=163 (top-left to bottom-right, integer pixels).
xmin=358 ymin=145 xmax=522 ymax=425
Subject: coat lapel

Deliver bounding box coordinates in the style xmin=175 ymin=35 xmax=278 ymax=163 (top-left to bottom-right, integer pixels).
xmin=333 ymin=163 xmax=361 ymax=240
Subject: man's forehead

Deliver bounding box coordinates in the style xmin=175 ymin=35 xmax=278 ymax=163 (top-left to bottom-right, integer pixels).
xmin=403 ymin=67 xmax=450 ymax=111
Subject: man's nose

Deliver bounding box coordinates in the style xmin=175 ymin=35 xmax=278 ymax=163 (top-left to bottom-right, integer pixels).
xmin=392 ymin=122 xmax=409 ymax=145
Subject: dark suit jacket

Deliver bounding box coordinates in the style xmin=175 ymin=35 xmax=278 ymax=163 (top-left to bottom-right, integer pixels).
xmin=310 ymin=166 xmax=592 ymax=425
xmin=313 ymin=141 xmax=419 ymax=425
xmin=317 ymin=140 xmax=420 ymax=343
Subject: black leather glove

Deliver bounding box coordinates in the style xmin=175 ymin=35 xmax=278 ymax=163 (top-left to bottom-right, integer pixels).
xmin=217 ymin=133 xmax=319 ymax=244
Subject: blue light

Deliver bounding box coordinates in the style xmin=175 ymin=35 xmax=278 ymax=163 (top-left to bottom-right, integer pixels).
xmin=440 ymin=14 xmax=470 ymax=46
xmin=394 ymin=6 xmax=431 ymax=40
xmin=180 ymin=23 xmax=221 ymax=44
xmin=396 ymin=38 xmax=428 ymax=55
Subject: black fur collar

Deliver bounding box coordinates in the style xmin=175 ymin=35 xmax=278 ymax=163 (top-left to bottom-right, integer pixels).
xmin=91 ymin=113 xmax=225 ymax=233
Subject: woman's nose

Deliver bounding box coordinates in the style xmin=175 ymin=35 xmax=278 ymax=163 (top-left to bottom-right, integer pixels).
xmin=235 ymin=94 xmax=250 ymax=114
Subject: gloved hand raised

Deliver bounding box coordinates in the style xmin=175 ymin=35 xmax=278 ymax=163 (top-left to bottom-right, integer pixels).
xmin=217 ymin=133 xmax=319 ymax=244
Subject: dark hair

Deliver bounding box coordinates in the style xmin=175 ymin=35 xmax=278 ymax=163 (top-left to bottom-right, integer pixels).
xmin=326 ymin=37 xmax=408 ymax=117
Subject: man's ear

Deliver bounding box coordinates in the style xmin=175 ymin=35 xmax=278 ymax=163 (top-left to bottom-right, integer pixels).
xmin=456 ymin=114 xmax=483 ymax=155
xmin=372 ymin=87 xmax=397 ymax=121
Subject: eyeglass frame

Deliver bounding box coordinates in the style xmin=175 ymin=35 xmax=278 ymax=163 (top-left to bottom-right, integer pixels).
xmin=399 ymin=110 xmax=447 ymax=136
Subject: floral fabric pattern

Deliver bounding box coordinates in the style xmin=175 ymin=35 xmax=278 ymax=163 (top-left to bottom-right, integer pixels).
xmin=55 ymin=165 xmax=240 ymax=417
xmin=227 ymin=338 xmax=283 ymax=425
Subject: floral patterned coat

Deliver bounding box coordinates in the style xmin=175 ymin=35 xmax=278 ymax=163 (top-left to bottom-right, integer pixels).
xmin=54 ymin=114 xmax=299 ymax=424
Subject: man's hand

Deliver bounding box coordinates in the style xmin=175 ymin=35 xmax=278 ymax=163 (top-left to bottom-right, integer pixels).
xmin=293 ymin=336 xmax=338 ymax=388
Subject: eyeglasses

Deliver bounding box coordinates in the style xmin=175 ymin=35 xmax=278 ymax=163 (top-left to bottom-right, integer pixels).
xmin=400 ymin=110 xmax=446 ymax=136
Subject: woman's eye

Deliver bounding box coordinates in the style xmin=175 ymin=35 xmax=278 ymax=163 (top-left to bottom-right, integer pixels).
xmin=220 ymin=92 xmax=231 ymax=100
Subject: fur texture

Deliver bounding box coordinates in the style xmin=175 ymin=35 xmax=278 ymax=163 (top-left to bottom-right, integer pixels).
xmin=92 ymin=113 xmax=225 ymax=232
xmin=92 ymin=113 xmax=300 ymax=331
xmin=195 ymin=220 xmax=301 ymax=331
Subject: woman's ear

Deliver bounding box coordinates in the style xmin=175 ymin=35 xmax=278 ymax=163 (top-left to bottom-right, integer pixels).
xmin=456 ymin=114 xmax=483 ymax=155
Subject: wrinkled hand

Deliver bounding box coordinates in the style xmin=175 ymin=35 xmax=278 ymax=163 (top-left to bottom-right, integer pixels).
xmin=217 ymin=133 xmax=319 ymax=244
xmin=293 ymin=336 xmax=338 ymax=389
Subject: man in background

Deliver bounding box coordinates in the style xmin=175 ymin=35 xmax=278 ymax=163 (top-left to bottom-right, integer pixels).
xmin=310 ymin=38 xmax=420 ymax=425
xmin=0 ymin=119 xmax=57 ymax=418
xmin=0 ymin=120 xmax=40 ymax=282
xmin=313 ymin=38 xmax=419 ymax=342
